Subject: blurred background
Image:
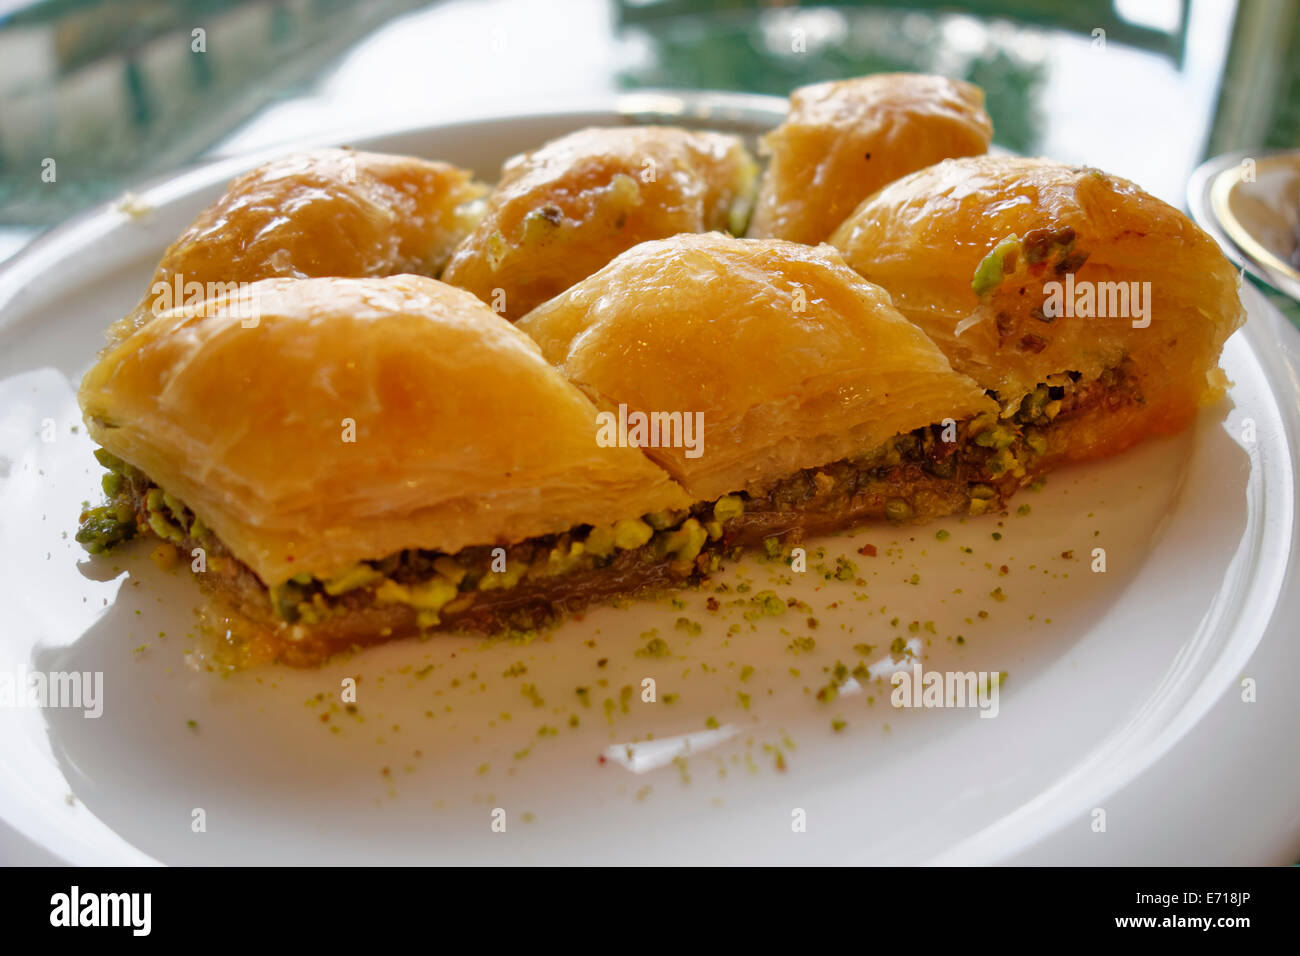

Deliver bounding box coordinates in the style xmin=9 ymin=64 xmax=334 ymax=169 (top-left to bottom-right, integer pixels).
xmin=0 ymin=0 xmax=1297 ymax=299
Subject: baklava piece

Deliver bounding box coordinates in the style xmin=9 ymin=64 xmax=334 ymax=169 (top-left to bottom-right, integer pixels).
xmin=108 ymin=148 xmax=485 ymax=345
xmin=747 ymin=73 xmax=992 ymax=245
xmin=79 ymin=275 xmax=688 ymax=665
xmin=442 ymin=126 xmax=757 ymax=320
xmin=830 ymin=156 xmax=1246 ymax=466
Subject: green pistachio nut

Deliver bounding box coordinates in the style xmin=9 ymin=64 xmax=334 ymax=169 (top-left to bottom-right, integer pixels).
xmin=612 ymin=517 xmax=654 ymax=550
xmin=712 ymin=494 xmax=745 ymax=524
xmin=972 ymin=234 xmax=1021 ymax=296
xmin=322 ymin=564 xmax=383 ymax=596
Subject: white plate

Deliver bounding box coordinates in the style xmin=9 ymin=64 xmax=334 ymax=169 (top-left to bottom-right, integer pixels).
xmin=2 ymin=94 xmax=1299 ymax=866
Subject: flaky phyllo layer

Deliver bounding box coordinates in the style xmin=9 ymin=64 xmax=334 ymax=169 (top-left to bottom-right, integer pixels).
xmin=76 ymin=142 xmax=1244 ymax=668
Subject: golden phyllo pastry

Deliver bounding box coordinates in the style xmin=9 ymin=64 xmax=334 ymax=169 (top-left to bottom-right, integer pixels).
xmin=442 ymin=126 xmax=758 ymax=320
xmin=519 ymin=233 xmax=994 ymax=500
xmin=108 ymin=149 xmax=485 ymax=345
xmin=747 ymin=73 xmax=992 ymax=245
xmin=82 ymin=274 xmax=689 ymax=586
xmin=79 ymin=275 xmax=697 ymax=662
xmin=830 ymin=156 xmax=1246 ymax=464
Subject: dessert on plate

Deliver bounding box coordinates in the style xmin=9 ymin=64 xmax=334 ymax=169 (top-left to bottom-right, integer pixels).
xmin=73 ymin=73 xmax=1245 ymax=666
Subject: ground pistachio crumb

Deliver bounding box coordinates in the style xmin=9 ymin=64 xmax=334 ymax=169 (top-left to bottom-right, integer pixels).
xmin=636 ymin=637 xmax=671 ymax=658
xmin=744 ymin=590 xmax=786 ymax=620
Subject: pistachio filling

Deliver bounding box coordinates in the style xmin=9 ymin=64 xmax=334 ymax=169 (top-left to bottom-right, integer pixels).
xmin=76 ymin=423 xmax=1015 ymax=626
xmin=971 ymin=226 xmax=1088 ymax=297
xmin=76 ymin=363 xmax=1140 ymax=631
xmin=74 ymin=449 xmax=143 ymax=553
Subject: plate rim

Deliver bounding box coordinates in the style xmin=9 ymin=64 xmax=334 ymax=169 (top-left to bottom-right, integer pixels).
xmin=1187 ymin=147 xmax=1300 ymax=303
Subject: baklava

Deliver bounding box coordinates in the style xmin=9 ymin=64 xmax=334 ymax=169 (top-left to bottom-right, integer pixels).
xmin=829 ymin=156 xmax=1246 ymax=465
xmin=108 ymin=148 xmax=484 ymax=346
xmin=442 ymin=126 xmax=758 ymax=320
xmin=79 ymin=275 xmax=690 ymax=665
xmin=73 ymin=89 xmax=1246 ymax=667
xmin=747 ymin=73 xmax=992 ymax=245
